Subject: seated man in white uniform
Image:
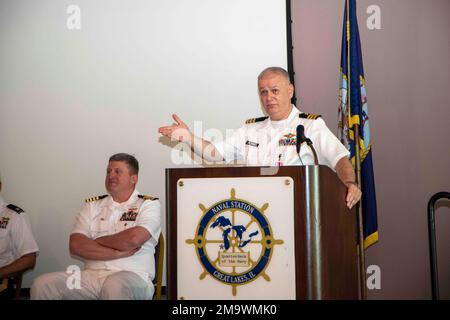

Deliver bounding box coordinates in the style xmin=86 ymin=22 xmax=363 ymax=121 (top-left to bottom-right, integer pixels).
xmin=0 ymin=174 xmax=39 ymax=299
xmin=159 ymin=66 xmax=361 ymax=209
xmin=31 ymin=153 xmax=161 ymax=300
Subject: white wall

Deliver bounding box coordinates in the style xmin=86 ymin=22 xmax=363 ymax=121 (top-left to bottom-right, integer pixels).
xmin=0 ymin=0 xmax=288 ymax=287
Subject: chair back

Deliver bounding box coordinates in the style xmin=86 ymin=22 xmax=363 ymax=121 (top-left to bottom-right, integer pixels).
xmin=153 ymin=233 xmax=164 ymax=300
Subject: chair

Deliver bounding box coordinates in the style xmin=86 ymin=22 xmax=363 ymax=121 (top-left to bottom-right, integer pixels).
xmin=0 ymin=273 xmax=24 ymax=300
xmin=0 ymin=278 xmax=7 ymax=294
xmin=428 ymin=191 xmax=450 ymax=300
xmin=153 ymin=233 xmax=165 ymax=300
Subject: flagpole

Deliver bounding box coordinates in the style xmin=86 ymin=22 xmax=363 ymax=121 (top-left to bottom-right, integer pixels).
xmin=354 ymin=124 xmax=367 ymax=300
xmin=346 ymin=0 xmax=367 ymax=300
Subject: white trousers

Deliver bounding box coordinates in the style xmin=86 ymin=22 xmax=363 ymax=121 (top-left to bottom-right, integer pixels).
xmin=30 ymin=269 xmax=154 ymax=300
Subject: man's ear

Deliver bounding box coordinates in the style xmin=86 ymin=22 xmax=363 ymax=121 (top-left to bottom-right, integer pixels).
xmin=131 ymin=175 xmax=138 ymax=185
xmin=288 ymin=83 xmax=294 ymax=98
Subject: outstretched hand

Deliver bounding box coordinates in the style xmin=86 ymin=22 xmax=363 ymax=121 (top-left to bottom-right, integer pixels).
xmin=158 ymin=114 xmax=192 ymax=143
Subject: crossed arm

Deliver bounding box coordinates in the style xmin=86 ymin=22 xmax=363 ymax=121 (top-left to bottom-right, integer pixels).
xmin=69 ymin=226 xmax=151 ymax=261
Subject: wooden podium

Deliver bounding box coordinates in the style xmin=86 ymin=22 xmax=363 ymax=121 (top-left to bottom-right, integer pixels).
xmin=166 ymin=165 xmax=358 ymax=299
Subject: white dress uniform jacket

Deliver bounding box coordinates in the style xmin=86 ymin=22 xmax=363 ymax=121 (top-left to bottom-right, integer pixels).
xmin=214 ymin=106 xmax=349 ymax=169
xmin=0 ymin=195 xmax=39 ymax=268
xmin=71 ymin=189 xmax=161 ymax=282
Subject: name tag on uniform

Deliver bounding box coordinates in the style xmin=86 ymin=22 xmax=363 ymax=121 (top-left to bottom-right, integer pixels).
xmin=279 ymin=133 xmax=297 ymax=146
xmin=245 ymin=140 xmax=259 ymax=147
xmin=120 ymin=208 xmax=139 ymax=221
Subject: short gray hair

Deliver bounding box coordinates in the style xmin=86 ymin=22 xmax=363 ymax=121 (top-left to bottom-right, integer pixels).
xmin=109 ymin=153 xmax=139 ymax=175
xmin=257 ymin=66 xmax=291 ymax=83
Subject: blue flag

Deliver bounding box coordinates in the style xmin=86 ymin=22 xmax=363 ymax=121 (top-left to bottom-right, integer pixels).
xmin=338 ymin=0 xmax=378 ymax=249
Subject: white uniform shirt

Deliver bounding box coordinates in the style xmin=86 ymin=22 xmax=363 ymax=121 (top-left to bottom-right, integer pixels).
xmin=215 ymin=106 xmax=349 ymax=169
xmin=0 ymin=196 xmax=39 ymax=268
xmin=71 ymin=189 xmax=161 ymax=282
